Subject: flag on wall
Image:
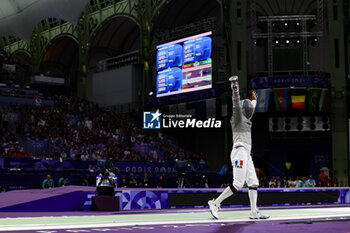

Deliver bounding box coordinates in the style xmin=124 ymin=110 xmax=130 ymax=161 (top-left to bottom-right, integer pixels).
xmin=308 ymin=88 xmax=322 ymax=112
xmin=290 ymin=88 xmax=306 ymax=109
xmin=318 ymin=88 xmax=329 ymax=112
xmin=255 ymin=89 xmax=271 ymax=112
xmin=273 ymin=88 xmax=288 ymax=112
xmin=291 ymin=95 xmax=306 ymax=109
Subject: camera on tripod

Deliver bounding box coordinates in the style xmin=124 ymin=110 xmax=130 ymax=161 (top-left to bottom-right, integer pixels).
xmin=174 ymin=157 xmax=192 ymax=188
xmin=175 ymin=159 xmax=188 ymax=174
xmin=96 ymin=158 xmax=118 ymax=196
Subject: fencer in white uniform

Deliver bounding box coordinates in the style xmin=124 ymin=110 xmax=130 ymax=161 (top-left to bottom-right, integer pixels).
xmin=208 ymin=76 xmax=269 ymax=220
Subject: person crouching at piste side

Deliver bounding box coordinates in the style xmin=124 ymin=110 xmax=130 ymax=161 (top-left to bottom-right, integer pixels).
xmin=208 ymin=76 xmax=269 ymax=220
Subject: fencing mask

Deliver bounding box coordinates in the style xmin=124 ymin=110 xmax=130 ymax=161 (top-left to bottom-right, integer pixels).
xmin=241 ymin=99 xmax=257 ymax=119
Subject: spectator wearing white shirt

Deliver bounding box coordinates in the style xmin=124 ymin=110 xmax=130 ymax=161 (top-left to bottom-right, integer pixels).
xmin=287 ymin=177 xmax=296 ymax=187
xmin=306 ymin=175 xmax=316 ymax=187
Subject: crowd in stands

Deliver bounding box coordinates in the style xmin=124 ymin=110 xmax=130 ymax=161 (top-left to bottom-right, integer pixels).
xmin=217 ymin=174 xmax=344 ymax=188
xmin=37 ymin=171 xmax=191 ymax=189
xmin=257 ymin=174 xmax=344 ymax=188
xmin=0 ymin=94 xmax=207 ymax=170
xmin=253 ymin=166 xmax=344 ymax=188
xmin=0 ymin=82 xmax=67 ymax=101
xmin=116 ymin=172 xmax=169 ymax=188
xmin=218 ymin=164 xmax=345 ymax=188
xmin=0 ymin=92 xmax=210 ymax=191
xmin=0 ymin=82 xmax=346 ymax=190
xmin=0 ymin=125 xmax=25 ymax=158
xmin=0 ymin=86 xmax=41 ymax=99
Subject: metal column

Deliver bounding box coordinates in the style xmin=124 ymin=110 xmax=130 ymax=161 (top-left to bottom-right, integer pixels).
xmin=327 ymin=0 xmax=349 ymax=185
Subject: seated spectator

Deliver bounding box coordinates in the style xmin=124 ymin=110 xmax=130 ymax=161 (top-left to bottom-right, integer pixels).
xmin=88 ymin=164 xmax=95 ymax=173
xmin=260 ymin=176 xmax=269 ymax=188
xmin=119 ymin=175 xmax=127 ymax=188
xmin=317 ymin=175 xmax=325 ymax=187
xmin=149 ymin=147 xmax=158 ymax=162
xmin=318 ymin=171 xmax=327 ymax=186
xmin=157 ymin=175 xmax=166 ymax=188
xmin=306 ymin=175 xmax=316 ymax=187
xmin=269 ymin=176 xmax=276 ymax=188
xmin=338 ymin=179 xmax=346 ymax=187
xmin=42 ymin=174 xmax=54 ymax=189
xmin=282 ymin=176 xmax=288 ymax=187
xmin=59 ymin=149 xmax=67 ymax=161
xmin=139 ymin=172 xmax=150 ymax=188
xmin=35 ymin=96 xmax=42 ymax=106
xmin=85 ymin=117 xmax=92 ymax=130
xmin=0 ymin=185 xmax=6 ymax=192
xmin=325 ymin=176 xmax=333 ymax=187
xmin=287 ymin=177 xmax=296 ymax=187
xmin=58 ymin=173 xmax=69 ymax=187
xmin=298 ymin=177 xmax=307 ymax=187
xmin=127 ymin=173 xmax=138 ymax=188
xmin=276 ymin=176 xmax=281 ymax=188
xmin=81 ymin=153 xmax=89 ymax=161
xmin=295 ymin=177 xmax=302 ymax=187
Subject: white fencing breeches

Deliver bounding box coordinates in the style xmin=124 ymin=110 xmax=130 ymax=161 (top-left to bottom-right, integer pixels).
xmin=230 ymin=143 xmax=259 ymax=190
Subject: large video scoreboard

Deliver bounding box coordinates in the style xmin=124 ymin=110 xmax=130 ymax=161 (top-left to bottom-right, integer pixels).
xmin=156 ymin=31 xmax=212 ymax=98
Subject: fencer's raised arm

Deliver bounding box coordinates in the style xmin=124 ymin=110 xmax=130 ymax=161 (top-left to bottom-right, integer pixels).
xmin=229 ymin=76 xmax=242 ymax=123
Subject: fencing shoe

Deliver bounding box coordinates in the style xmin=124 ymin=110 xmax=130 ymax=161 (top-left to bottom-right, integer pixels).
xmin=249 ymin=211 xmax=270 ymax=220
xmin=208 ymin=199 xmax=220 ymax=220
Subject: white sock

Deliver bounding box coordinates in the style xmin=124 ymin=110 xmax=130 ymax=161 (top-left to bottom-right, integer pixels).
xmin=214 ymin=187 xmax=233 ymax=205
xmin=248 ymin=189 xmax=258 ymax=212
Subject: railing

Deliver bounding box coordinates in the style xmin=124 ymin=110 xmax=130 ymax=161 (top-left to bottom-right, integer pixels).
xmin=96 ymin=51 xmax=139 ymax=73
